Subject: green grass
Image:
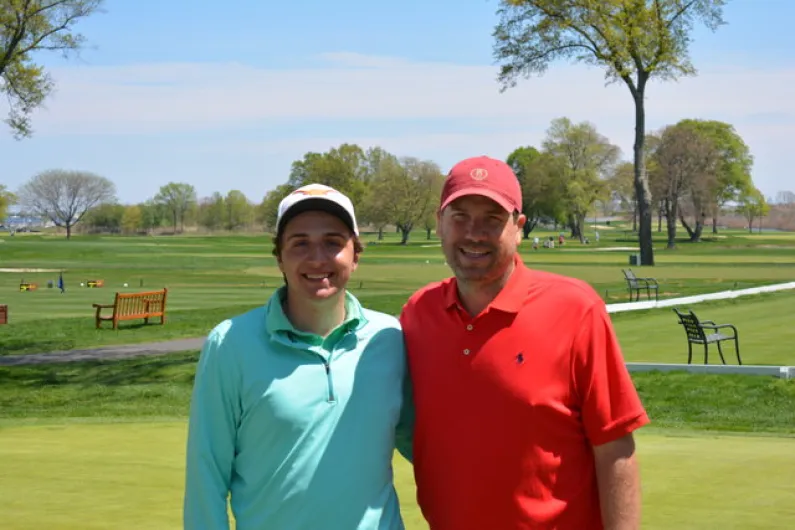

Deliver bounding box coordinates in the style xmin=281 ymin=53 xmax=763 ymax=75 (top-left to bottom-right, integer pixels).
xmin=2 ymin=352 xmax=794 ymax=434
xmin=0 ymin=422 xmax=792 ymax=529
xmin=2 ymin=228 xmax=795 ymax=528
xmin=2 ymin=229 xmax=794 ymax=361
xmin=1 ymin=351 xmax=794 ymax=529
xmin=611 ymin=290 xmax=795 ymax=366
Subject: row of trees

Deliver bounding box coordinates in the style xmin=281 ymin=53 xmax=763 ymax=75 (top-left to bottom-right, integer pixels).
xmin=3 ymin=114 xmax=790 ymax=244
xmin=260 ymin=144 xmax=445 ymax=244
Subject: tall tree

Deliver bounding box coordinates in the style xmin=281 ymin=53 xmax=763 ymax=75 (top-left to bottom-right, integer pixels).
xmin=287 ymin=144 xmax=368 ymax=204
xmin=493 ymin=0 xmax=728 ymax=265
xmin=0 ymin=184 xmax=15 ymax=221
xmin=677 ymin=119 xmax=753 ymax=233
xmin=154 ymin=182 xmax=196 ymax=233
xmin=1 ymin=0 xmax=104 ymax=139
xmin=359 ymin=149 xmax=402 ymax=241
xmin=138 ymin=199 xmax=165 ymax=234
xmin=198 ymin=192 xmax=225 ymax=231
xmin=608 ymin=161 xmax=637 ymax=228
xmin=507 ymin=146 xmax=570 ymax=237
xmin=258 ymin=184 xmax=294 ymax=232
xmin=736 ymin=187 xmax=769 ymax=233
xmin=16 ymin=169 xmax=115 ymax=238
xmin=120 ymin=204 xmax=142 ymax=234
xmin=369 ymin=157 xmax=443 ymax=245
xmin=82 ymin=201 xmax=124 ymax=233
xmin=541 ymin=118 xmax=620 ymax=242
xmin=225 ymin=190 xmax=253 ymax=230
xmin=649 ymin=124 xmax=719 ymax=247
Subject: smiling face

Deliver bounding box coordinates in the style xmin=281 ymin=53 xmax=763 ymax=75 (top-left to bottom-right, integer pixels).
xmin=276 ymin=210 xmax=359 ymax=302
xmin=437 ymin=194 xmax=525 ymax=286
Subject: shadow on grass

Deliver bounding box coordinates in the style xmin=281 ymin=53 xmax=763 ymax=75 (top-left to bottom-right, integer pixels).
xmin=0 ymin=351 xmax=200 ymax=388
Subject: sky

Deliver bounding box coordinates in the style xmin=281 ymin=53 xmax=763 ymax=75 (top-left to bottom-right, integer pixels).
xmin=2 ymin=0 xmax=794 ymax=205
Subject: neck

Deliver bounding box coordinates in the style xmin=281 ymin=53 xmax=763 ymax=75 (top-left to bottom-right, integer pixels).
xmin=283 ymin=288 xmax=347 ymax=337
xmin=457 ymin=258 xmax=516 ymax=317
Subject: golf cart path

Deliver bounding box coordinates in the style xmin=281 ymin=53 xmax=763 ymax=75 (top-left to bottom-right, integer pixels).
xmin=0 ymin=337 xmax=206 ymax=366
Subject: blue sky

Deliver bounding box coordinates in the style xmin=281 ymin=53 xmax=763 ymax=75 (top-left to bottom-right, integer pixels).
xmin=2 ymin=0 xmax=794 ymax=205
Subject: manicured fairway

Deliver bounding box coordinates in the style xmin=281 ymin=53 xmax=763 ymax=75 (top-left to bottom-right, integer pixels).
xmin=0 ymin=422 xmax=793 ymax=529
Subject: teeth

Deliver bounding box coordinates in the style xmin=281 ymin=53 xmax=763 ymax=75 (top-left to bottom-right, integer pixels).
xmin=306 ymin=274 xmax=330 ymax=279
xmin=462 ymin=249 xmax=488 ymax=256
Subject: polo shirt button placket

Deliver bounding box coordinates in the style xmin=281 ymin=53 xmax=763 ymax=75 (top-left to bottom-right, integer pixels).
xmin=463 ymin=323 xmax=474 ymax=355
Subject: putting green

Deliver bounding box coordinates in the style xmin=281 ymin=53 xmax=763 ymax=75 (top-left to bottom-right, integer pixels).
xmin=0 ymin=422 xmax=793 ymax=529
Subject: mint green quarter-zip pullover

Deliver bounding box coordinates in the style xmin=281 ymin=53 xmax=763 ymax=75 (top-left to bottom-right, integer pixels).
xmin=183 ymin=288 xmax=408 ymax=530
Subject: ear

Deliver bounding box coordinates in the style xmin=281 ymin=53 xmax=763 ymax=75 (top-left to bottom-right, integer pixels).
xmin=352 ymin=250 xmax=360 ymax=271
xmin=515 ymin=213 xmax=527 ymax=244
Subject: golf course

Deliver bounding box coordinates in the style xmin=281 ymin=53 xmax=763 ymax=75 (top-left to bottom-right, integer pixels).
xmin=1 ymin=225 xmax=794 ymax=529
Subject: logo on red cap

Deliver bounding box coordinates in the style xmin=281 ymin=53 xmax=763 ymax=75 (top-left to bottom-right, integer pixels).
xmin=470 ymin=168 xmax=488 ymax=181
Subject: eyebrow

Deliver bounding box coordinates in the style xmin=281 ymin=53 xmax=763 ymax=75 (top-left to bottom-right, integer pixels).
xmin=285 ymin=231 xmax=349 ymax=240
xmin=450 ymin=206 xmax=507 ymax=216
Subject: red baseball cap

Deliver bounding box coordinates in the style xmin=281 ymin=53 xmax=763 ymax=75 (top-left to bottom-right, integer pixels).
xmin=440 ymin=156 xmax=522 ymax=213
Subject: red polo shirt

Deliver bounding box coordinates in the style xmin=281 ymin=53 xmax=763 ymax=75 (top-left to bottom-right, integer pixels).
xmin=400 ymin=255 xmax=649 ymax=530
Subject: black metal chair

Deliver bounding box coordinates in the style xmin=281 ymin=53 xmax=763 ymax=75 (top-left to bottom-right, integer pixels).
xmin=673 ymin=308 xmax=741 ymax=365
xmin=622 ymin=268 xmax=659 ymax=301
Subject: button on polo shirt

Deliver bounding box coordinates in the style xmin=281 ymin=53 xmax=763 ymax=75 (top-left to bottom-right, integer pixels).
xmin=400 ymin=255 xmax=650 ymax=530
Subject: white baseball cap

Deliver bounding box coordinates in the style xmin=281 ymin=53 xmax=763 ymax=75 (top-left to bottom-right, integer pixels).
xmin=276 ymin=183 xmax=359 ymax=236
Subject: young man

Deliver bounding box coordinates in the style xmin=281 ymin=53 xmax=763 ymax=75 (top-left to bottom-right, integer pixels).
xmin=184 ymin=183 xmax=408 ymax=530
xmin=400 ymin=156 xmax=650 ymax=530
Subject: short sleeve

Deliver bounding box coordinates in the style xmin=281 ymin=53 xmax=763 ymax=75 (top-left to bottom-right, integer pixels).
xmin=571 ymin=302 xmax=650 ymax=446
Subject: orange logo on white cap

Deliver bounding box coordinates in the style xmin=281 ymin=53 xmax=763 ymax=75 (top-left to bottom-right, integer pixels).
xmin=291 ymin=184 xmax=334 ymax=196
xmin=470 ymin=168 xmax=488 ymax=180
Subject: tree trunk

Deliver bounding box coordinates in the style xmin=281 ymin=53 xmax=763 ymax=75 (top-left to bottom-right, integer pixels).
xmin=712 ymin=215 xmax=718 ymax=234
xmin=690 ymin=216 xmax=705 ymax=243
xmin=378 ymin=227 xmax=384 ymax=241
xmin=680 ymin=214 xmax=695 ymax=239
xmin=399 ymin=224 xmax=411 ymax=245
xmin=172 ymin=212 xmax=178 ymax=233
xmin=632 ymin=204 xmax=637 ymax=232
xmin=426 ymin=228 xmax=431 ymax=240
xmin=747 ymin=217 xmax=754 ymax=233
xmin=523 ymin=221 xmax=532 ymax=239
xmin=632 ymin=85 xmax=654 ymax=265
xmin=66 ymin=223 xmax=72 ymax=239
xmin=657 ymin=206 xmax=662 ymax=232
xmin=576 ymin=214 xmax=586 ymax=243
xmin=665 ymin=199 xmax=678 ymax=249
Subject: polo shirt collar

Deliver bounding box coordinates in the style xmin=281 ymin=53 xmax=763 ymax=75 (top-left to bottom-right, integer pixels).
xmin=443 ymin=254 xmax=532 ymax=314
xmin=266 ymin=286 xmax=366 ymax=339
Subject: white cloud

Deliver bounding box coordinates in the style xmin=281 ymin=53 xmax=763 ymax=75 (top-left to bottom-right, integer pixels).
xmin=3 ymin=53 xmax=793 ymax=196
xmin=22 ymin=53 xmax=794 ymax=135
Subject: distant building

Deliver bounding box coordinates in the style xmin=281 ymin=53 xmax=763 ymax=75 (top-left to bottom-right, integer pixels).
xmin=0 ymin=209 xmax=53 ymax=231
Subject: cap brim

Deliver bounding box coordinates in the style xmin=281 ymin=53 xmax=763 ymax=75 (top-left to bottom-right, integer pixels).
xmin=440 ymin=188 xmax=516 ymax=213
xmin=277 ymin=198 xmax=357 ymax=236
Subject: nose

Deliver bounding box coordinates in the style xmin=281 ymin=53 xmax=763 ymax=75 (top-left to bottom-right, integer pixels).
xmin=465 ymin=218 xmax=489 ymax=242
xmin=306 ymin=241 xmax=327 ymax=263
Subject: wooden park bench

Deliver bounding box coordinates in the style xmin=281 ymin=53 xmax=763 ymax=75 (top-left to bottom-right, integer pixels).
xmin=93 ymin=288 xmax=168 ymax=330
xmin=673 ymin=308 xmax=742 ymax=365
xmin=622 ymin=268 xmax=659 ymax=301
